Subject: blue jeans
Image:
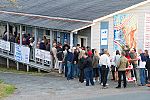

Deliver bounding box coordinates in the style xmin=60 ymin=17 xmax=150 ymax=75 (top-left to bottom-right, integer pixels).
xmin=67 ymin=62 xmax=73 ymax=80
xmin=73 ymin=64 xmax=79 ymax=77
xmin=84 ymin=68 xmax=94 ymax=86
xmin=64 ymin=61 xmax=68 ymax=77
xmin=139 ymin=68 xmax=146 ymax=85
xmin=98 ymin=66 xmax=102 ymax=83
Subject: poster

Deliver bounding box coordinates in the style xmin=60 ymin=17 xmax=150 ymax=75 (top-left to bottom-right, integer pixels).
xmin=144 ymin=13 xmax=150 ymax=52
xmin=114 ymin=14 xmax=137 ymax=50
xmin=0 ymin=39 xmax=10 ymax=51
xmin=101 ymin=29 xmax=108 ymax=45
xmin=35 ymin=49 xmax=52 ymax=61
xmin=14 ymin=44 xmax=30 ymax=64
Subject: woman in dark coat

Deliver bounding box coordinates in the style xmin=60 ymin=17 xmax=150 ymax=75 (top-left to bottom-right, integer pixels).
xmin=78 ymin=50 xmax=85 ymax=83
xmin=146 ymin=58 xmax=150 ymax=86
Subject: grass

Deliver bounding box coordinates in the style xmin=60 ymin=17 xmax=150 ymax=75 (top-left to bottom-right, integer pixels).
xmin=0 ymin=67 xmax=47 ymax=76
xmin=0 ymin=80 xmax=15 ymax=99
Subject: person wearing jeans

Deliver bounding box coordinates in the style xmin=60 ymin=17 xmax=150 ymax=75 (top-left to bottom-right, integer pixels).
xmin=73 ymin=48 xmax=79 ymax=78
xmin=83 ymin=52 xmax=94 ymax=86
xmin=138 ymin=49 xmax=147 ymax=86
xmin=116 ymin=51 xmax=128 ymax=88
xmin=66 ymin=49 xmax=74 ymax=80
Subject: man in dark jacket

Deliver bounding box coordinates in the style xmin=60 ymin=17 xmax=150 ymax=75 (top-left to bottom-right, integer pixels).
xmin=146 ymin=58 xmax=150 ymax=86
xmin=83 ymin=52 xmax=94 ymax=86
xmin=73 ymin=48 xmax=79 ymax=77
xmin=66 ymin=49 xmax=74 ymax=80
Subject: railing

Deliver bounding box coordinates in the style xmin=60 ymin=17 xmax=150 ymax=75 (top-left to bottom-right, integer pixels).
xmin=0 ymin=39 xmax=53 ymax=71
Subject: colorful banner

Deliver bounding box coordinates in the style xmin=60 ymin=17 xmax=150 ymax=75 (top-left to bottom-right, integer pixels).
xmin=144 ymin=13 xmax=150 ymax=52
xmin=114 ymin=14 xmax=137 ymax=50
xmin=14 ymin=44 xmax=30 ymax=64
xmin=0 ymin=39 xmax=10 ymax=51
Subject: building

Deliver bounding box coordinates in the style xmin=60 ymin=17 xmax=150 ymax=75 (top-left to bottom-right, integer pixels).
xmin=0 ymin=0 xmax=149 ymax=71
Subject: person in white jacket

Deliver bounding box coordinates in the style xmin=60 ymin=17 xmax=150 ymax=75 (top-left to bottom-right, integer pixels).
xmin=137 ymin=49 xmax=146 ymax=86
xmin=99 ymin=49 xmax=111 ymax=89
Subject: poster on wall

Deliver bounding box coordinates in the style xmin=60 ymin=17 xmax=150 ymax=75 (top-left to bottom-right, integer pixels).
xmin=14 ymin=44 xmax=30 ymax=64
xmin=0 ymin=39 xmax=10 ymax=51
xmin=101 ymin=29 xmax=108 ymax=45
xmin=113 ymin=14 xmax=137 ymax=51
xmin=144 ymin=13 xmax=150 ymax=52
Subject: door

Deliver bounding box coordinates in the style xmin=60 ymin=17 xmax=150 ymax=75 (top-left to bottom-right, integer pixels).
xmin=78 ymin=36 xmax=87 ymax=47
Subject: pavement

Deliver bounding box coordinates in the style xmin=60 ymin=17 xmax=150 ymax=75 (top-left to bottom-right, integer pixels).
xmin=0 ymin=72 xmax=150 ymax=100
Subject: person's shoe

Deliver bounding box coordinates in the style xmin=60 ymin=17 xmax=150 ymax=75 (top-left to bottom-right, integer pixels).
xmin=124 ymin=86 xmax=126 ymax=88
xmin=106 ymin=83 xmax=109 ymax=86
xmin=86 ymin=84 xmax=89 ymax=86
xmin=102 ymin=86 xmax=108 ymax=89
xmin=138 ymin=84 xmax=145 ymax=86
xmin=91 ymin=84 xmax=95 ymax=86
xmin=116 ymin=86 xmax=121 ymax=88
xmin=100 ymin=83 xmax=103 ymax=86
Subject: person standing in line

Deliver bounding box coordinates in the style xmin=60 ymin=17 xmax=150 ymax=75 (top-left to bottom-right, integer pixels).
xmin=137 ymin=49 xmax=147 ymax=86
xmin=99 ymin=49 xmax=111 ymax=89
xmin=116 ymin=51 xmax=129 ymax=88
xmin=62 ymin=44 xmax=70 ymax=77
xmin=144 ymin=50 xmax=149 ymax=60
xmin=129 ymin=48 xmax=138 ymax=80
xmin=92 ymin=49 xmax=100 ymax=82
xmin=83 ymin=52 xmax=94 ymax=86
xmin=73 ymin=47 xmax=79 ymax=78
xmin=112 ymin=50 xmax=121 ymax=81
xmin=78 ymin=50 xmax=85 ymax=83
xmin=144 ymin=50 xmax=149 ymax=83
xmin=52 ymin=43 xmax=57 ymax=68
xmin=86 ymin=46 xmax=93 ymax=58
xmin=146 ymin=57 xmax=150 ymax=86
xmin=56 ymin=43 xmax=64 ymax=74
xmin=66 ymin=49 xmax=74 ymax=80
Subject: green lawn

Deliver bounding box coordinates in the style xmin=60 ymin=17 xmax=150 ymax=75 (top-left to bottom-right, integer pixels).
xmin=0 ymin=67 xmax=46 ymax=76
xmin=0 ymin=80 xmax=15 ymax=98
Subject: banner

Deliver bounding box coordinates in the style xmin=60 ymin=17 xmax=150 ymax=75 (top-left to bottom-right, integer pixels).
xmin=101 ymin=29 xmax=108 ymax=45
xmin=0 ymin=39 xmax=10 ymax=51
xmin=144 ymin=13 xmax=150 ymax=52
xmin=14 ymin=44 xmax=30 ymax=64
xmin=35 ymin=49 xmax=52 ymax=61
xmin=114 ymin=14 xmax=137 ymax=50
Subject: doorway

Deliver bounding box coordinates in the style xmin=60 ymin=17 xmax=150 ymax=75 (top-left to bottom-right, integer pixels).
xmin=78 ymin=36 xmax=87 ymax=47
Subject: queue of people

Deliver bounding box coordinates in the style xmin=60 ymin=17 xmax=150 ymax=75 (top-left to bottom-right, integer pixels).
xmin=2 ymin=31 xmax=150 ymax=88
xmin=51 ymin=43 xmax=150 ymax=89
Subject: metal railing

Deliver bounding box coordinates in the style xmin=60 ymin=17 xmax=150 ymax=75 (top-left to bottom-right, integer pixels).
xmin=0 ymin=39 xmax=53 ymax=71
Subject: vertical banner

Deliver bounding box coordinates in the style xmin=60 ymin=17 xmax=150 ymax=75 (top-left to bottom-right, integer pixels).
xmin=114 ymin=14 xmax=137 ymax=51
xmin=14 ymin=44 xmax=30 ymax=64
xmin=144 ymin=13 xmax=150 ymax=52
xmin=101 ymin=29 xmax=108 ymax=45
xmin=100 ymin=22 xmax=109 ymax=52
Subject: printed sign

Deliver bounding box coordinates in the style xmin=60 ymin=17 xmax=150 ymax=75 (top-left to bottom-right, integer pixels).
xmin=0 ymin=39 xmax=10 ymax=51
xmin=101 ymin=29 xmax=108 ymax=45
xmin=14 ymin=44 xmax=30 ymax=64
xmin=35 ymin=49 xmax=52 ymax=61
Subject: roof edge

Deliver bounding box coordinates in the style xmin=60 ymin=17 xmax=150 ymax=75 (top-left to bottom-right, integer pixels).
xmin=0 ymin=10 xmax=92 ymax=23
xmin=93 ymin=0 xmax=150 ymax=23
